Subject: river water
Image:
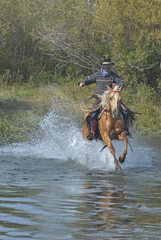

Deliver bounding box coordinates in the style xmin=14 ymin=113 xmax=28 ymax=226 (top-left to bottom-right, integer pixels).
xmin=0 ymin=109 xmax=161 ymax=240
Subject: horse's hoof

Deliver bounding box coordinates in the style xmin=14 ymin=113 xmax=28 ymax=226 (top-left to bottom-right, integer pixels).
xmin=119 ymin=156 xmax=125 ymax=164
xmin=115 ymin=164 xmax=121 ymax=170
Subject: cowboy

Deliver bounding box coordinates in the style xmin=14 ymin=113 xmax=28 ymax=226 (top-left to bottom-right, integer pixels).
xmin=78 ymin=58 xmax=131 ymax=140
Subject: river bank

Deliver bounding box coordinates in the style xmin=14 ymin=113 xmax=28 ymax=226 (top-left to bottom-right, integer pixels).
xmin=0 ymin=83 xmax=161 ymax=145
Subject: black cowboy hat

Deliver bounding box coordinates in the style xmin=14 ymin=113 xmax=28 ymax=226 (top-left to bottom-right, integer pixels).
xmin=101 ymin=58 xmax=115 ymax=66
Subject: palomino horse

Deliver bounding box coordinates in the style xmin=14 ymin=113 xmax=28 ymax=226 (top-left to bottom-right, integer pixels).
xmin=82 ymin=86 xmax=128 ymax=170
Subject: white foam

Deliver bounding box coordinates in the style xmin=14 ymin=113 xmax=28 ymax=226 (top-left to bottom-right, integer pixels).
xmin=0 ymin=109 xmax=115 ymax=170
xmin=0 ymin=109 xmax=152 ymax=170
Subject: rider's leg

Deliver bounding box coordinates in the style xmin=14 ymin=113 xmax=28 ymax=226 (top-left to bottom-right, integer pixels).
xmin=86 ymin=111 xmax=98 ymax=140
xmin=86 ymin=98 xmax=101 ymax=140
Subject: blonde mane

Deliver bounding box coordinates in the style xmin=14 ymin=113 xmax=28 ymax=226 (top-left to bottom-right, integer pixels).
xmin=80 ymin=87 xmax=111 ymax=113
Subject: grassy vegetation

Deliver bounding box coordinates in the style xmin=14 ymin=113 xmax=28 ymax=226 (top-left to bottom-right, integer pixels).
xmin=0 ymin=82 xmax=88 ymax=144
xmin=0 ymin=81 xmax=161 ymax=145
xmin=0 ymin=85 xmax=54 ymax=144
xmin=122 ymin=84 xmax=161 ymax=135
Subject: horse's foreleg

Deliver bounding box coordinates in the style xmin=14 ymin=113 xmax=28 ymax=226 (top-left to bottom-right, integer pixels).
xmin=102 ymin=133 xmax=121 ymax=170
xmin=118 ymin=132 xmax=128 ymax=164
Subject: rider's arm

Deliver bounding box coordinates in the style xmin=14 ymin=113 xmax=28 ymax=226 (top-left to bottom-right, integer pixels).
xmin=78 ymin=72 xmax=98 ymax=87
xmin=113 ymin=75 xmax=125 ymax=89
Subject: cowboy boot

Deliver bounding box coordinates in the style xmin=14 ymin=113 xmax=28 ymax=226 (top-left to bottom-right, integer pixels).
xmin=87 ymin=118 xmax=98 ymax=140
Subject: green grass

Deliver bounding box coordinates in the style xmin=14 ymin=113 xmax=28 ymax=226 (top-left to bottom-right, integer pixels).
xmin=0 ymin=86 xmax=54 ymax=144
xmin=122 ymin=83 xmax=161 ymax=135
xmin=0 ymin=83 xmax=85 ymax=144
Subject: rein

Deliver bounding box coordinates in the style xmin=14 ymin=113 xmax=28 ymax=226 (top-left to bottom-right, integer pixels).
xmin=98 ymin=107 xmax=111 ymax=120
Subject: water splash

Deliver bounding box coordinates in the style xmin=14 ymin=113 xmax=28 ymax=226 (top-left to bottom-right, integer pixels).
xmin=0 ymin=108 xmax=153 ymax=170
xmin=0 ymin=109 xmax=115 ymax=170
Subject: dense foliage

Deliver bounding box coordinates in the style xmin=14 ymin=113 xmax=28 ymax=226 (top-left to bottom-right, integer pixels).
xmin=0 ymin=0 xmax=161 ymax=136
xmin=0 ymin=0 xmax=161 ymax=87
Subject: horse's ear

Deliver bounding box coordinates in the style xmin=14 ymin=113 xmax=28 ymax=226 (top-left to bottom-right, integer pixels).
xmin=118 ymin=86 xmax=122 ymax=92
xmin=107 ymin=85 xmax=112 ymax=92
xmin=118 ymin=86 xmax=125 ymax=93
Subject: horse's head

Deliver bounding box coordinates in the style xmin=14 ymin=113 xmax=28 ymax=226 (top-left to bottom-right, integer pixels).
xmin=80 ymin=85 xmax=123 ymax=116
xmin=109 ymin=86 xmax=122 ymax=119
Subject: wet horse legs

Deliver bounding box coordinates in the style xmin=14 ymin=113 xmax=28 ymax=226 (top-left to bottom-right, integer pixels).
xmin=101 ymin=133 xmax=121 ymax=170
xmin=118 ymin=132 xmax=128 ymax=164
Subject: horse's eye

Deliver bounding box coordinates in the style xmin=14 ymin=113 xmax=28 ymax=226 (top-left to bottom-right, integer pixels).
xmin=110 ymin=97 xmax=112 ymax=101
